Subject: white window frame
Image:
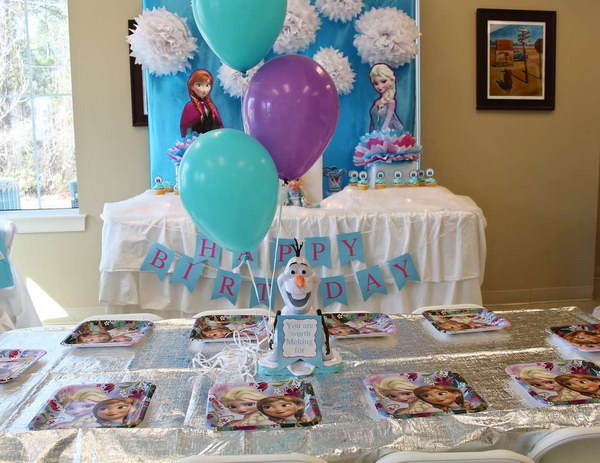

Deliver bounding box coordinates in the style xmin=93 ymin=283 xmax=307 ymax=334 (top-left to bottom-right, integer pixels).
xmin=0 ymin=0 xmax=85 ymax=233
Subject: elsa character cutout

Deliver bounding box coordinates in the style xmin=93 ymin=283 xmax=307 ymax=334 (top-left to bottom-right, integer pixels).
xmin=220 ymin=386 xmax=271 ymax=427
xmin=180 ymin=69 xmax=223 ymax=137
xmin=374 ymin=376 xmax=435 ymax=415
xmin=369 ymin=64 xmax=404 ymax=133
xmin=55 ymin=388 xmax=109 ymax=428
xmin=518 ymin=367 xmax=584 ymax=402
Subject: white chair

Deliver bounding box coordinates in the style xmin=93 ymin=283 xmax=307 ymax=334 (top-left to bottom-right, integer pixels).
xmin=83 ymin=313 xmax=163 ymax=322
xmin=376 ymin=449 xmax=533 ymax=463
xmin=0 ymin=219 xmax=41 ymax=330
xmin=527 ymin=426 xmax=600 ymax=463
xmin=412 ymin=303 xmax=484 ymax=314
xmin=175 ymin=454 xmax=327 ymax=463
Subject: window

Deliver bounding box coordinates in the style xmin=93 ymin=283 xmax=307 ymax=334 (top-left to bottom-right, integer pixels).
xmin=0 ymin=0 xmax=77 ymax=211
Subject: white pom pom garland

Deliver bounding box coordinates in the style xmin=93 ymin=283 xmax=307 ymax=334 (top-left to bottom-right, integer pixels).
xmin=354 ymin=7 xmax=420 ymax=68
xmin=273 ymin=0 xmax=322 ymax=54
xmin=313 ymin=47 xmax=356 ymax=95
xmin=127 ymin=7 xmax=197 ymax=76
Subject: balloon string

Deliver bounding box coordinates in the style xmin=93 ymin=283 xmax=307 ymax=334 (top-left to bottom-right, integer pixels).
xmin=267 ymin=185 xmax=285 ymax=319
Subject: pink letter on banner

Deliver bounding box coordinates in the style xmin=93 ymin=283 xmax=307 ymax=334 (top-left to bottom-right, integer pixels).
xmin=319 ymin=275 xmax=348 ymax=307
xmin=336 ymin=232 xmax=365 ymax=265
xmin=141 ymin=242 xmax=175 ymax=281
xmin=211 ymin=269 xmax=242 ymax=305
xmin=305 ymin=237 xmax=331 ymax=267
xmin=355 ymin=265 xmax=387 ymax=301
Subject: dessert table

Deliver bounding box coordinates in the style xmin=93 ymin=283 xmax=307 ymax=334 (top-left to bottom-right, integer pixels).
xmin=1 ymin=307 xmax=599 ymax=462
xmin=100 ymin=186 xmax=486 ymax=318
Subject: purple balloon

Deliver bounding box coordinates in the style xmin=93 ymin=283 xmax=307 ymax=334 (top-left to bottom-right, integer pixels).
xmin=243 ymin=55 xmax=339 ymax=182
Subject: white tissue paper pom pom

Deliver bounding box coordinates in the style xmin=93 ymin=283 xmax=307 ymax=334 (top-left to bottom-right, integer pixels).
xmin=217 ymin=61 xmax=264 ymax=99
xmin=273 ymin=0 xmax=321 ymax=54
xmin=313 ymin=47 xmax=355 ymax=95
xmin=315 ymin=0 xmax=364 ymax=23
xmin=127 ymin=8 xmax=197 ymax=76
xmin=354 ymin=7 xmax=420 ymax=68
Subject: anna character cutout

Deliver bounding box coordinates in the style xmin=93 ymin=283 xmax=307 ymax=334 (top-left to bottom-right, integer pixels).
xmin=180 ymin=69 xmax=223 ymax=137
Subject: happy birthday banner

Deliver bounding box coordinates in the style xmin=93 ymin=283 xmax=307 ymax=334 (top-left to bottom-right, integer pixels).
xmin=140 ymin=233 xmax=420 ymax=307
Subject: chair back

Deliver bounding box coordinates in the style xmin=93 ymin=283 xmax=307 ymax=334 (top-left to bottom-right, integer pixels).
xmin=0 ymin=219 xmax=16 ymax=255
xmin=528 ymin=426 xmax=600 ymax=463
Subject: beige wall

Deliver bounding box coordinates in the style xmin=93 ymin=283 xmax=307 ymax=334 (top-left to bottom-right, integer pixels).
xmin=9 ymin=0 xmax=600 ymax=315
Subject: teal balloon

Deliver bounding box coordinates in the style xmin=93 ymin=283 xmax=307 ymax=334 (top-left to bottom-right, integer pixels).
xmin=192 ymin=0 xmax=287 ymax=72
xmin=179 ymin=129 xmax=279 ymax=253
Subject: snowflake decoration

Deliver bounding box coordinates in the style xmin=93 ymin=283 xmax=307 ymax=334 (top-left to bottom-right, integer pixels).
xmin=315 ymin=0 xmax=363 ymax=23
xmin=273 ymin=0 xmax=321 ymax=54
xmin=313 ymin=47 xmax=355 ymax=95
xmin=127 ymin=8 xmax=197 ymax=76
xmin=354 ymin=7 xmax=420 ymax=68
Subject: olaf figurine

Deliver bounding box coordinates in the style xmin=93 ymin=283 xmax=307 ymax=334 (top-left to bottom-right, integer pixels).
xmin=258 ymin=239 xmax=343 ymax=377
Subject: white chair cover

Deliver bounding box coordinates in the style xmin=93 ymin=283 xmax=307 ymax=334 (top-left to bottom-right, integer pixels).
xmin=0 ymin=220 xmax=41 ymax=330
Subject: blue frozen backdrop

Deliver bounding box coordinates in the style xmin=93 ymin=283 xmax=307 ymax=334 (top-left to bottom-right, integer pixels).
xmin=143 ymin=0 xmax=418 ymax=196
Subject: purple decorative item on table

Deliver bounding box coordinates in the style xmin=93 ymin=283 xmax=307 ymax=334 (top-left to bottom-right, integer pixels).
xmin=506 ymin=360 xmax=600 ymax=405
xmin=422 ymin=307 xmax=511 ymax=334
xmin=28 ymin=382 xmax=156 ymax=430
xmin=206 ymin=379 xmax=321 ymax=431
xmin=364 ymin=371 xmax=488 ymax=419
xmin=243 ymin=54 xmax=339 ymax=182
xmin=0 ymin=349 xmax=46 ymax=383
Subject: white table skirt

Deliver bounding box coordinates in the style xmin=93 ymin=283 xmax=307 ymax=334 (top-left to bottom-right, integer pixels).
xmin=100 ymin=187 xmax=486 ymax=316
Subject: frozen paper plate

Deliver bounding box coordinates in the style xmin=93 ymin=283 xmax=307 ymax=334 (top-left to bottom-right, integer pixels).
xmin=28 ymin=381 xmax=156 ymax=430
xmin=364 ymin=371 xmax=488 ymax=419
xmin=323 ymin=312 xmax=398 ymax=338
xmin=506 ymin=360 xmax=600 ymax=406
xmin=190 ymin=313 xmax=268 ymax=342
xmin=547 ymin=324 xmax=600 ymax=352
xmin=61 ymin=320 xmax=154 ymax=347
xmin=0 ymin=349 xmax=46 ymax=383
xmin=206 ymin=379 xmax=321 ymax=431
xmin=422 ymin=307 xmax=511 ymax=334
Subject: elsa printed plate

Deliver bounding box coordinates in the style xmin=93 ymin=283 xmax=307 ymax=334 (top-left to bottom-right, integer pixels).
xmin=547 ymin=324 xmax=600 ymax=352
xmin=506 ymin=360 xmax=600 ymax=406
xmin=0 ymin=349 xmax=46 ymax=383
xmin=364 ymin=371 xmax=488 ymax=419
xmin=422 ymin=307 xmax=511 ymax=334
xmin=61 ymin=320 xmax=154 ymax=347
xmin=323 ymin=312 xmax=398 ymax=338
xmin=28 ymin=381 xmax=156 ymax=430
xmin=206 ymin=379 xmax=321 ymax=431
xmin=190 ymin=314 xmax=268 ymax=342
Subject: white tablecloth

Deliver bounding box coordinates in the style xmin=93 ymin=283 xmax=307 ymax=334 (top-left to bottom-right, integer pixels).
xmin=100 ymin=187 xmax=486 ymax=317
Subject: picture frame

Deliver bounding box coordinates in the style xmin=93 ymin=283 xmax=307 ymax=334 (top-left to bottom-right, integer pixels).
xmin=128 ymin=19 xmax=148 ymax=126
xmin=476 ymin=9 xmax=556 ymax=110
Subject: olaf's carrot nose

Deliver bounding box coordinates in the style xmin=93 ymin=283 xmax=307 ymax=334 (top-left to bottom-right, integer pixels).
xmin=295 ymin=276 xmax=305 ymax=287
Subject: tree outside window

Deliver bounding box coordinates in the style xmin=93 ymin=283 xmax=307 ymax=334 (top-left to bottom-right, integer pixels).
xmin=0 ymin=0 xmax=77 ymax=211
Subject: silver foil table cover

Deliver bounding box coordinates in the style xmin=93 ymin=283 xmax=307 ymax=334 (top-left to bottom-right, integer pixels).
xmin=0 ymin=307 xmax=599 ymax=462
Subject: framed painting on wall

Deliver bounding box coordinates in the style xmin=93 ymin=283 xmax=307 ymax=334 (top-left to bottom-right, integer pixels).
xmin=476 ymin=9 xmax=556 ymax=110
xmin=128 ymin=19 xmax=148 ymax=126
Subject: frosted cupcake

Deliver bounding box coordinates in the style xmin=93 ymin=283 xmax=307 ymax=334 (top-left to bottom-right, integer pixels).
xmin=358 ymin=171 xmax=369 ymax=190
